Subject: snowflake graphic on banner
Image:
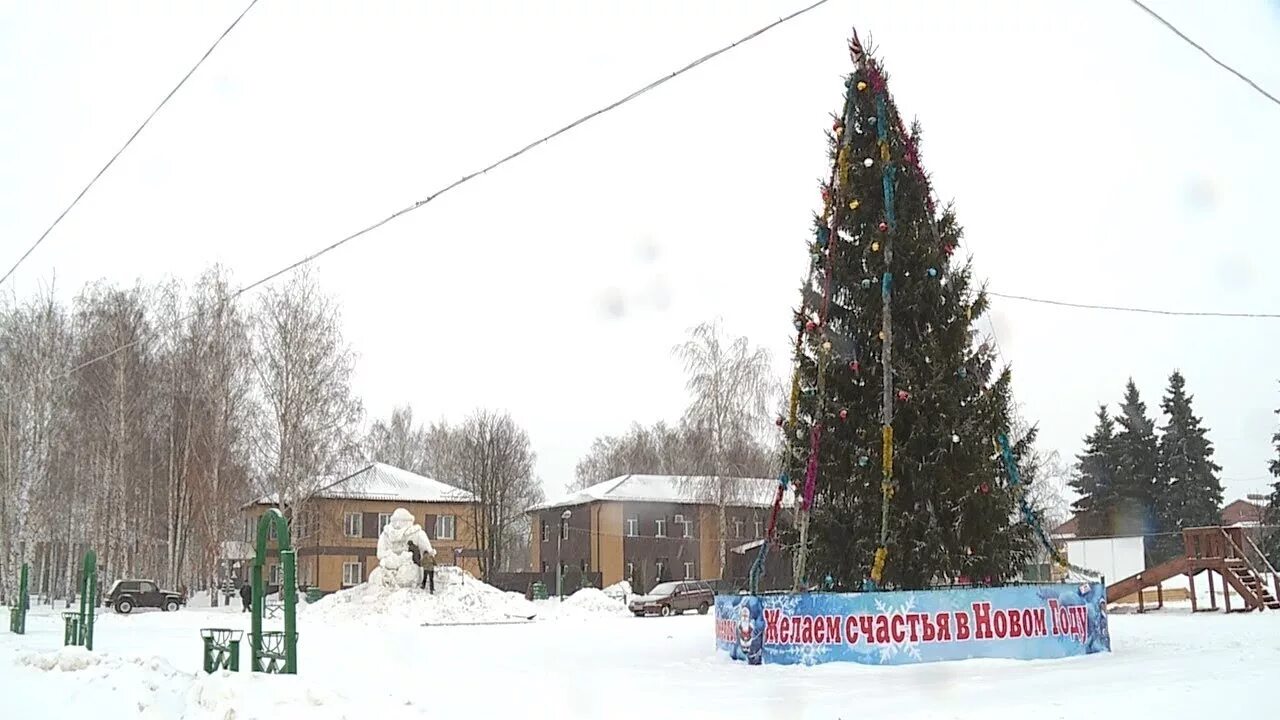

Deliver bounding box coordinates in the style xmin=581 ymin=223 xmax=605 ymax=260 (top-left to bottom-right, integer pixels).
xmin=873 ymin=593 xmax=922 ymax=663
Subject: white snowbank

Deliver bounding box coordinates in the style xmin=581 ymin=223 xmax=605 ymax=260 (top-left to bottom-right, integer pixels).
xmin=19 ymin=647 xmax=102 ymax=672
xmin=561 ymin=587 xmax=629 ymax=616
xmin=601 ymin=580 xmax=632 ymax=601
xmin=308 ymin=566 xmax=537 ymax=625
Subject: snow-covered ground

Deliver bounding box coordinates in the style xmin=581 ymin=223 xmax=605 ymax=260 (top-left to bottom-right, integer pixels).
xmin=3 ymin=589 xmax=1277 ymax=719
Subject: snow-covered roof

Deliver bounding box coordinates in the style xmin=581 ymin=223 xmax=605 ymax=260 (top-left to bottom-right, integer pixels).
xmin=530 ymin=474 xmax=792 ymax=512
xmin=250 ymin=462 xmax=476 ymax=506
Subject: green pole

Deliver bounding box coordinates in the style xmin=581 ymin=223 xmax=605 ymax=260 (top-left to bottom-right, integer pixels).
xmin=80 ymin=550 xmax=96 ymax=650
xmin=251 ymin=539 xmax=263 ymax=672
xmin=282 ymin=549 xmax=297 ymax=674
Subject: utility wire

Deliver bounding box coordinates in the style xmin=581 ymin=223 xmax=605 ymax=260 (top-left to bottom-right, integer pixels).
xmin=987 ymin=291 xmax=1280 ymax=319
xmin=1127 ymin=0 xmax=1280 ymax=109
xmin=0 ymin=0 xmax=260 ymax=288
xmin=0 ymin=0 xmax=834 ymax=401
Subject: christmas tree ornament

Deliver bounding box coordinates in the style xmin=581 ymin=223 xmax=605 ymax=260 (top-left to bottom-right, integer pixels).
xmin=806 ymin=320 xmax=817 ymax=332
xmin=878 ymin=221 xmax=888 ymax=232
xmin=979 ymin=482 xmax=990 ymax=494
xmin=849 ymin=198 xmax=860 ymax=210
xmin=951 ymin=433 xmax=960 ymax=443
xmin=927 ymin=267 xmax=938 ymax=277
xmin=957 ymin=367 xmax=967 ymax=379
xmin=863 ymin=158 xmax=874 ymax=167
xmin=868 ymin=116 xmax=877 ymax=125
xmin=858 ymin=456 xmax=870 ymax=467
xmin=878 ymin=331 xmax=885 ymax=340
xmin=822 ymin=340 xmax=832 ymax=351
xmin=849 ymin=360 xmax=860 ymax=372
xmin=871 ymin=241 xmax=880 ymax=252
xmin=833 ymin=120 xmax=844 ymax=134
xmin=839 ymin=409 xmax=848 ymax=420
xmin=860 ymin=278 xmax=871 ymax=289
xmin=857 ymin=80 xmax=867 ymax=91
xmin=776 ymin=417 xmax=785 ymax=427
xmin=896 ymin=389 xmax=909 ymax=402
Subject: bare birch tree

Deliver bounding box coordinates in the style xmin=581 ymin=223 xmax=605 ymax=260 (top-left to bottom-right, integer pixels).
xmin=673 ymin=320 xmax=776 ymax=575
xmin=365 ymin=405 xmax=430 ymax=473
xmin=250 ymin=269 xmax=363 ymax=550
xmin=426 ymin=411 xmax=542 ymax=578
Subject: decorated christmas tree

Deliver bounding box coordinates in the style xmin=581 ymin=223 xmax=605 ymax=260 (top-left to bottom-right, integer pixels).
xmin=780 ymin=31 xmax=1036 ymax=591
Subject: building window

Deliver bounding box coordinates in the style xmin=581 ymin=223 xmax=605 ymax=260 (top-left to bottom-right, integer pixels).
xmin=560 ymin=519 xmax=570 ymax=540
xmin=243 ymin=517 xmax=251 ymax=543
xmin=684 ymin=562 xmax=695 ymax=580
xmin=655 ymin=558 xmax=668 ymax=581
xmin=540 ymin=561 xmax=548 ymax=573
xmin=626 ymin=516 xmax=638 ymax=537
xmin=541 ymin=520 xmax=549 ymax=543
xmin=674 ymin=514 xmax=692 ymax=538
xmin=655 ymin=518 xmax=667 ymax=538
xmin=295 ymin=511 xmax=318 ymax=539
xmin=342 ymin=562 xmax=363 ymax=587
xmin=626 ymin=562 xmax=635 ymax=580
xmin=269 ymin=564 xmax=282 ymax=586
xmin=436 ymin=515 xmax=456 ymax=540
xmin=268 ymin=520 xmax=278 ymax=540
xmin=378 ymin=513 xmax=392 ymax=534
xmin=734 ymin=518 xmax=743 ymax=539
xmin=580 ymin=559 xmax=589 ymax=572
xmin=343 ymin=512 xmax=362 ymax=538
xmin=754 ymin=519 xmax=763 ymax=538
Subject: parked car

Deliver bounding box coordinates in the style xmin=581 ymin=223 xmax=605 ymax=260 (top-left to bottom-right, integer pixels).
xmin=629 ymin=580 xmax=714 ymax=617
xmin=106 ymin=579 xmax=186 ymax=614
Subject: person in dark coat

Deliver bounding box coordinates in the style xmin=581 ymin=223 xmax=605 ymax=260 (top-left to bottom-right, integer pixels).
xmin=420 ymin=547 xmax=436 ymax=594
xmin=239 ymin=582 xmax=252 ymax=612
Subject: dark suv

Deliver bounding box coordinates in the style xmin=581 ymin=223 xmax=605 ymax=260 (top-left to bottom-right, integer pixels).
xmin=629 ymin=580 xmax=714 ymax=617
xmin=106 ymin=579 xmax=185 ymax=614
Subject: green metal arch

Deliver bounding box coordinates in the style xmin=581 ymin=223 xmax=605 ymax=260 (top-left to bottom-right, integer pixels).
xmin=250 ymin=508 xmax=297 ymax=674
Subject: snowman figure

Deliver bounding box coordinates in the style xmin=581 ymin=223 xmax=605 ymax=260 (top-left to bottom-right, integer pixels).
xmin=368 ymin=507 xmax=436 ymax=589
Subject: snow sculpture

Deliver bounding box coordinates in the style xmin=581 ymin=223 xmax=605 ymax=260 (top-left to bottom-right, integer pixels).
xmin=368 ymin=507 xmax=436 ymax=589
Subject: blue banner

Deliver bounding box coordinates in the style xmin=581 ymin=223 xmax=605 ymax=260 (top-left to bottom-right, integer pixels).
xmin=715 ymin=583 xmax=1110 ymax=666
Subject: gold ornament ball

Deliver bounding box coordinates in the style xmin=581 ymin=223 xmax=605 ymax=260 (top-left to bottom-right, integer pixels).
xmin=871 ymin=241 xmax=880 ymax=252
xmin=822 ymin=341 xmax=832 ymax=351
xmin=878 ymin=331 xmax=885 ymax=340
xmin=849 ymin=199 xmax=860 ymax=210
xmin=857 ymin=81 xmax=868 ymax=91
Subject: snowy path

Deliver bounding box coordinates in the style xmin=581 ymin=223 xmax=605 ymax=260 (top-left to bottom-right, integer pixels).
xmin=2 ymin=601 xmax=1276 ymax=719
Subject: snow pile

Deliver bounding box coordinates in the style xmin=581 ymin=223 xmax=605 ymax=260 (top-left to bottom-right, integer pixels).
xmin=19 ymin=647 xmax=102 ymax=672
xmin=602 ymin=580 xmax=632 ymax=601
xmin=308 ymin=566 xmax=537 ymax=625
xmin=561 ymin=587 xmax=629 ymax=616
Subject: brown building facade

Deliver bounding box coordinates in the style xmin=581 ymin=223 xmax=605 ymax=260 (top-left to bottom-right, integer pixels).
xmin=241 ymin=463 xmax=483 ymax=592
xmin=528 ymin=475 xmax=791 ymax=594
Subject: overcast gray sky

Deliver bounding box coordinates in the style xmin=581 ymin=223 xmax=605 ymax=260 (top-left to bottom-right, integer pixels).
xmin=2 ymin=0 xmax=1278 ymax=504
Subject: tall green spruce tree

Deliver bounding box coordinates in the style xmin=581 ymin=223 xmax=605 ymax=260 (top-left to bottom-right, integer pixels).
xmin=1070 ymin=407 xmax=1119 ymax=538
xmin=789 ymin=33 xmax=1033 ymax=590
xmin=1158 ymin=371 xmax=1223 ymax=532
xmin=1111 ymin=380 xmax=1169 ymax=564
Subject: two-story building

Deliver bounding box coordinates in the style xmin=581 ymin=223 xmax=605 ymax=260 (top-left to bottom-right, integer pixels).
xmin=242 ymin=462 xmax=482 ymax=592
xmin=527 ymin=474 xmax=793 ymax=594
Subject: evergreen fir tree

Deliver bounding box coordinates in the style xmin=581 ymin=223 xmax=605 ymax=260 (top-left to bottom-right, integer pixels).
xmin=1158 ymin=371 xmax=1223 ymax=532
xmin=787 ymin=33 xmax=1033 ymax=590
xmin=1263 ymin=402 xmax=1280 ymax=566
xmin=1111 ymin=380 xmax=1168 ymax=564
xmin=1070 ymin=406 xmax=1119 ymax=538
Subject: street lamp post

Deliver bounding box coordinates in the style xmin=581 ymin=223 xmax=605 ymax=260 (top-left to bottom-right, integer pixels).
xmin=557 ymin=509 xmax=571 ymax=601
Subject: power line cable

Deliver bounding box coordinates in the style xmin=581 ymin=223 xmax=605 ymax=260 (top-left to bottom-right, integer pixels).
xmin=987 ymin=291 xmax=1280 ymax=319
xmin=1127 ymin=0 xmax=1280 ymax=109
xmin=0 ymin=0 xmax=260 ymax=288
xmin=0 ymin=0 xmax=835 ymax=401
